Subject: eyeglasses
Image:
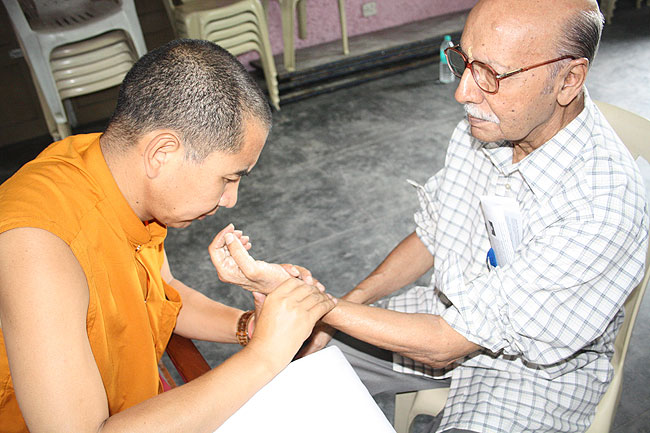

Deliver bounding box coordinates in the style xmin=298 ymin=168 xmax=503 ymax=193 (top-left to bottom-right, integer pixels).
xmin=444 ymin=46 xmax=575 ymax=94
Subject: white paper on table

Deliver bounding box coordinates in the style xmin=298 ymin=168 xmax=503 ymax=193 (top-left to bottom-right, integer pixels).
xmin=480 ymin=195 xmax=522 ymax=266
xmin=214 ymin=346 xmax=396 ymax=433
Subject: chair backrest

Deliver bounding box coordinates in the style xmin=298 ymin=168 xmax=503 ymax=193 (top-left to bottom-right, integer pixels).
xmin=595 ymin=98 xmax=650 ymax=315
xmin=158 ymin=0 xmax=214 ymax=37
xmin=585 ymin=100 xmax=650 ymax=433
xmin=4 ymin=0 xmax=147 ymax=59
xmin=161 ymin=333 xmax=211 ymax=388
xmin=595 ymin=100 xmax=650 ymax=161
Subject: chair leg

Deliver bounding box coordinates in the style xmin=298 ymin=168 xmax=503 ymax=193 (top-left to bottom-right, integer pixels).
xmin=394 ymin=392 xmax=417 ymax=433
xmin=63 ymin=99 xmax=78 ymax=128
xmin=281 ymin=0 xmax=299 ymax=71
xmin=252 ymin=2 xmax=281 ymax=109
xmin=28 ymin=63 xmax=70 ymax=141
xmin=297 ymin=0 xmax=307 ymax=40
xmin=258 ymin=50 xmax=280 ymax=110
xmin=56 ymin=122 xmax=72 ymax=141
xmin=337 ymin=0 xmax=349 ymax=55
xmin=32 ymin=78 xmax=61 ymax=140
xmin=121 ymin=0 xmax=148 ymax=57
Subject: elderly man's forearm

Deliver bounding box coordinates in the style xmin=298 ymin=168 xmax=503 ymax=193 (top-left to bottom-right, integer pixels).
xmin=322 ymin=300 xmax=479 ymax=368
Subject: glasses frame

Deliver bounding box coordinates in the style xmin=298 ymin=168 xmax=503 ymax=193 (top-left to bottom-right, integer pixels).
xmin=444 ymin=46 xmax=575 ymax=94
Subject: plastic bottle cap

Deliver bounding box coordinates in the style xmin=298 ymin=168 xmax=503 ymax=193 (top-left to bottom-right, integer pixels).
xmin=444 ymin=35 xmax=452 ymax=41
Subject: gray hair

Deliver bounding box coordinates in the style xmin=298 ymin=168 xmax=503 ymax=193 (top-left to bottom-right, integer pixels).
xmin=545 ymin=8 xmax=604 ymax=92
xmin=556 ymin=9 xmax=605 ymax=66
xmin=104 ymin=39 xmax=272 ymax=162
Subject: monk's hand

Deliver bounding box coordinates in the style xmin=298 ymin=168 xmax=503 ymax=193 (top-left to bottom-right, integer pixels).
xmin=209 ymin=225 xmax=293 ymax=294
xmin=246 ymin=278 xmax=338 ymax=368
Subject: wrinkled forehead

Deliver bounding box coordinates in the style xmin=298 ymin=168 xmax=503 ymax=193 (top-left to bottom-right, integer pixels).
xmin=461 ymin=1 xmax=560 ymax=67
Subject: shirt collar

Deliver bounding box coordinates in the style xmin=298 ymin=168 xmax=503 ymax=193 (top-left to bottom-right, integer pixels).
xmin=83 ymin=134 xmax=166 ymax=248
xmin=481 ymin=143 xmax=518 ymax=176
xmin=481 ymin=91 xmax=595 ymax=200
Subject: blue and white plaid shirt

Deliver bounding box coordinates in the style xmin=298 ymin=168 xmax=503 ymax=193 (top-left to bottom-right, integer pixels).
xmin=387 ymin=93 xmax=648 ymax=432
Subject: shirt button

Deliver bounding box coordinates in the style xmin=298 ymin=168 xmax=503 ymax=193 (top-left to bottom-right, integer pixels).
xmin=505 ymin=184 xmax=511 ymax=190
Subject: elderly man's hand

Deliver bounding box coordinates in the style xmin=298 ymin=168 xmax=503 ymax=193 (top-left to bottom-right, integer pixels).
xmin=295 ymin=322 xmax=337 ymax=359
xmin=209 ymin=225 xmax=325 ymax=294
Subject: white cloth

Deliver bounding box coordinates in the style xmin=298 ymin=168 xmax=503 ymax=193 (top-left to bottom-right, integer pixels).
xmin=388 ymin=94 xmax=649 ymax=433
xmin=215 ymin=346 xmax=396 ymax=433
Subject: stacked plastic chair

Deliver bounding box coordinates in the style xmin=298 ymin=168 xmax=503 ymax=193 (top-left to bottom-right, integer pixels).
xmin=3 ymin=0 xmax=147 ymax=141
xmin=264 ymin=0 xmax=348 ymax=72
xmin=162 ymin=0 xmax=280 ymax=110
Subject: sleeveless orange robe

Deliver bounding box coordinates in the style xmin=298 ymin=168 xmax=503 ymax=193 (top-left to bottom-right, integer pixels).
xmin=0 ymin=134 xmax=182 ymax=432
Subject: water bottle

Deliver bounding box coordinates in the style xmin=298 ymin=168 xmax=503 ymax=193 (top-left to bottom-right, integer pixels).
xmin=439 ymin=35 xmax=455 ymax=84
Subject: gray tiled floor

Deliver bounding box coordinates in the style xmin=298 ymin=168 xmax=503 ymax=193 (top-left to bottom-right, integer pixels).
xmin=1 ymin=1 xmax=649 ymax=431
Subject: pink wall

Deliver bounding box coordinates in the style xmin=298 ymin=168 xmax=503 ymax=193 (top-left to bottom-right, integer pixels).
xmin=239 ymin=0 xmax=477 ymax=66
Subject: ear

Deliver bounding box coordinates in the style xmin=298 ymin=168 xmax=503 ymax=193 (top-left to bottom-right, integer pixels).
xmin=141 ymin=131 xmax=183 ymax=180
xmin=556 ymin=58 xmax=589 ymax=106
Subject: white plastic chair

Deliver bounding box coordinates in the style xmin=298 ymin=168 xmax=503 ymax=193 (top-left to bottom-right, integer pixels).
xmin=394 ymin=101 xmax=650 ymax=433
xmin=50 ymin=30 xmax=137 ymax=100
xmin=162 ymin=0 xmax=280 ymax=110
xmin=263 ymin=0 xmax=348 ymax=72
xmin=2 ymin=0 xmax=147 ymax=140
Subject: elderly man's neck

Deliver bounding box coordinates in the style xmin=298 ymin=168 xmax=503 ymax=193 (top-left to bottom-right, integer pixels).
xmin=511 ymin=90 xmax=585 ymax=163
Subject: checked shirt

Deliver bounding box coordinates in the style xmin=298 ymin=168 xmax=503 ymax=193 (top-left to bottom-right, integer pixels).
xmin=386 ymin=94 xmax=649 ymax=433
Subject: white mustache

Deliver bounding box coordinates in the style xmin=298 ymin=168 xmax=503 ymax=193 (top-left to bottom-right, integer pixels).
xmin=464 ymin=104 xmax=500 ymax=124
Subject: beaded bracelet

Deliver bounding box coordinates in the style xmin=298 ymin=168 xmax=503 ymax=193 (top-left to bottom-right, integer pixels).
xmin=236 ymin=310 xmax=254 ymax=346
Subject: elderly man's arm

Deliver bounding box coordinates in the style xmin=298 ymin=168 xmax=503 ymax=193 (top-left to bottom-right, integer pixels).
xmin=322 ymin=301 xmax=480 ymax=368
xmin=213 ymin=228 xmax=479 ymax=366
xmin=297 ymin=231 xmax=435 ymax=357
xmin=0 ymin=228 xmax=334 ymax=433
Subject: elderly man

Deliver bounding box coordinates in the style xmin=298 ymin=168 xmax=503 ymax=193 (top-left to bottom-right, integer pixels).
xmin=0 ymin=39 xmax=335 ymax=433
xmin=315 ymin=0 xmax=649 ymax=431
xmin=218 ymin=0 xmax=648 ymax=431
